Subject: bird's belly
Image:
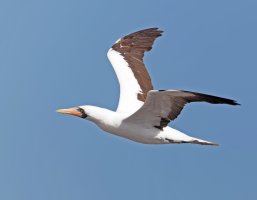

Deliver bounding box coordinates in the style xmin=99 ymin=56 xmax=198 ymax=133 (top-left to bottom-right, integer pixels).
xmin=98 ymin=123 xmax=163 ymax=144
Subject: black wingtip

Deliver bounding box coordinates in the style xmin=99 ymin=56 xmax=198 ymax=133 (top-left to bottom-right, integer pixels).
xmin=140 ymin=27 xmax=163 ymax=35
xmin=224 ymin=99 xmax=240 ymax=106
xmin=232 ymin=101 xmax=241 ymax=106
xmin=181 ymin=90 xmax=240 ymax=106
xmin=223 ymin=99 xmax=240 ymax=106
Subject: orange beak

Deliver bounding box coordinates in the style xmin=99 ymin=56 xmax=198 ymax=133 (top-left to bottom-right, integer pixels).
xmin=56 ymin=107 xmax=81 ymax=117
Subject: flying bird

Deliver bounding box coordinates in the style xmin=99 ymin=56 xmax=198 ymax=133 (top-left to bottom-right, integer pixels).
xmin=57 ymin=28 xmax=239 ymax=145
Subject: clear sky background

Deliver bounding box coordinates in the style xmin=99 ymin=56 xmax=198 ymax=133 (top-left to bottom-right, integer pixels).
xmin=0 ymin=0 xmax=256 ymax=199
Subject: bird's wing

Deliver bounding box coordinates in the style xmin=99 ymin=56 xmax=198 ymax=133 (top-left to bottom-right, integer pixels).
xmin=124 ymin=90 xmax=239 ymax=130
xmin=107 ymin=28 xmax=163 ymax=114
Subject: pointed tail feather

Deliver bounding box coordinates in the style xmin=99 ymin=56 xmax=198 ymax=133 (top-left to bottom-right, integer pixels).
xmin=188 ymin=138 xmax=219 ymax=146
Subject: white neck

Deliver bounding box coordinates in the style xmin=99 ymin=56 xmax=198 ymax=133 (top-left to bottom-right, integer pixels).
xmin=79 ymin=105 xmax=126 ymax=130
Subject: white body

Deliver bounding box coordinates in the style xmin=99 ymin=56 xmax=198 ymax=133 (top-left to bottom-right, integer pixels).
xmin=83 ymin=106 xmax=213 ymax=144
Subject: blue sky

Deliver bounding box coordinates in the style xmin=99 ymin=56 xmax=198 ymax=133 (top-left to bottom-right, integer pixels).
xmin=0 ymin=0 xmax=257 ymax=199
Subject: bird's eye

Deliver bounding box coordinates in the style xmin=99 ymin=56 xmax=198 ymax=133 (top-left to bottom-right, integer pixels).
xmin=77 ymin=107 xmax=83 ymax=113
xmin=77 ymin=107 xmax=87 ymax=118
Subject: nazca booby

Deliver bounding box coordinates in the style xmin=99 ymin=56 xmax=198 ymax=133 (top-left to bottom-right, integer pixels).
xmin=57 ymin=28 xmax=239 ymax=145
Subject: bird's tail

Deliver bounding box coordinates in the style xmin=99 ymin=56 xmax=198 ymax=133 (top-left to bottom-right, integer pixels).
xmin=188 ymin=137 xmax=219 ymax=146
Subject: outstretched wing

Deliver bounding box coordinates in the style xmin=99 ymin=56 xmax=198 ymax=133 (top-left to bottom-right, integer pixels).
xmin=107 ymin=28 xmax=163 ymax=114
xmin=124 ymin=90 xmax=239 ymax=130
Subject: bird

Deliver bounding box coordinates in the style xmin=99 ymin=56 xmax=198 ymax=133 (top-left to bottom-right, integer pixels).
xmin=56 ymin=28 xmax=239 ymax=146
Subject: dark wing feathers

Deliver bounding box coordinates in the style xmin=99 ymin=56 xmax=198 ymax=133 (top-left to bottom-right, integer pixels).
xmin=162 ymin=90 xmax=240 ymax=126
xmin=112 ymin=28 xmax=163 ymax=101
xmin=125 ymin=90 xmax=239 ymax=130
xmin=181 ymin=90 xmax=240 ymax=105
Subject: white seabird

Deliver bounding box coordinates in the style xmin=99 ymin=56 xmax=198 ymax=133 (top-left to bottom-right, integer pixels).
xmin=57 ymin=28 xmax=239 ymax=145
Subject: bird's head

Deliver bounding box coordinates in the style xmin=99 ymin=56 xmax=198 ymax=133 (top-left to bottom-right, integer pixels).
xmin=56 ymin=105 xmax=111 ymax=125
xmin=56 ymin=106 xmax=88 ymax=119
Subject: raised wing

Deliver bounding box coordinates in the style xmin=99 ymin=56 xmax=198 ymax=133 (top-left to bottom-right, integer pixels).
xmin=124 ymin=90 xmax=239 ymax=130
xmin=107 ymin=28 xmax=163 ymax=114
